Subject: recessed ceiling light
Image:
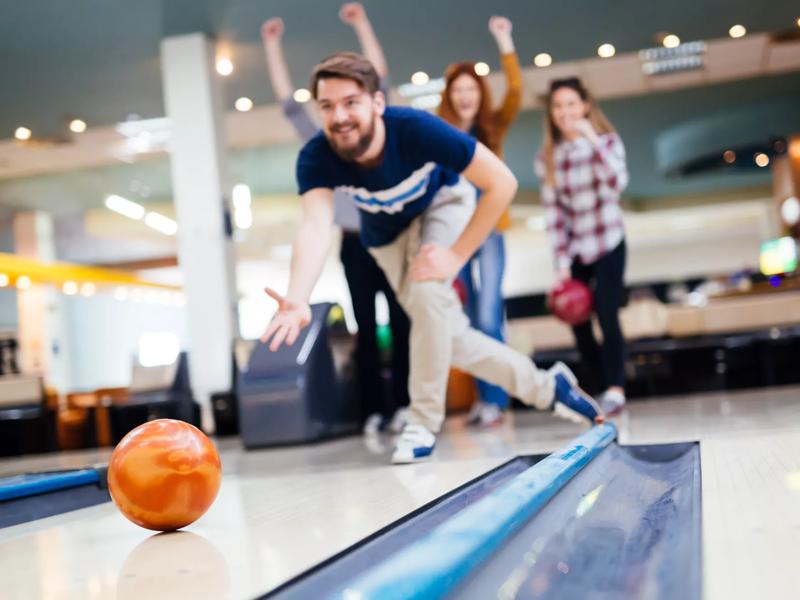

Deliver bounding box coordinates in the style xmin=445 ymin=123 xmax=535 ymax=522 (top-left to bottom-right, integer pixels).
xmin=597 ymin=43 xmax=616 ymax=58
xmin=16 ymin=276 xmax=31 ymax=290
xmin=15 ymin=127 xmax=31 ymax=141
xmin=533 ymin=53 xmax=552 ymax=67
xmin=754 ymin=153 xmax=769 ymax=168
xmin=723 ymin=150 xmax=736 ymax=164
xmin=0 ymin=274 xmax=8 ymax=287
xmin=216 ymin=58 xmax=234 ymax=76
xmin=69 ymin=119 xmax=87 ymax=133
xmin=232 ymin=184 xmax=252 ymax=209
xmin=235 ymin=97 xmax=253 ymax=112
xmin=105 ymin=194 xmax=146 ymax=220
xmin=63 ymin=281 xmax=78 ymax=295
xmin=293 ymin=88 xmax=311 ymax=103
xmin=474 ymin=62 xmax=490 ymax=76
xmin=411 ymin=71 xmax=429 ymax=85
xmin=728 ymin=24 xmax=747 ymax=38
xmin=781 ymin=196 xmax=800 ymax=226
xmin=144 ymin=212 xmax=178 ymax=236
xmin=80 ymin=282 xmax=96 ymax=297
xmin=663 ymin=34 xmax=681 ymax=48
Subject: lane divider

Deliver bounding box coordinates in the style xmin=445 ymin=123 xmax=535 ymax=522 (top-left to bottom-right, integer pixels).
xmin=0 ymin=467 xmax=107 ymax=502
xmin=331 ymin=423 xmax=617 ymax=600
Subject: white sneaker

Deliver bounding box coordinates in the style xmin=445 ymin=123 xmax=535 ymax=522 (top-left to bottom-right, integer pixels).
xmin=363 ymin=413 xmax=383 ymax=436
xmin=391 ymin=424 xmax=436 ymax=464
xmin=600 ymin=390 xmax=626 ymax=416
xmin=466 ymin=401 xmax=483 ymax=425
xmin=387 ymin=408 xmax=409 ymax=434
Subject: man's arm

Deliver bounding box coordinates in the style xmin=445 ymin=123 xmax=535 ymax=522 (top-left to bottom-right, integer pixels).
xmin=340 ymin=3 xmax=388 ymax=78
xmin=262 ymin=188 xmax=335 ymax=350
xmin=409 ymin=143 xmax=517 ymax=281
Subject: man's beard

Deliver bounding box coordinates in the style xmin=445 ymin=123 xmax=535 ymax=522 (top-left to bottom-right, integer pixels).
xmin=327 ymin=118 xmax=376 ymax=161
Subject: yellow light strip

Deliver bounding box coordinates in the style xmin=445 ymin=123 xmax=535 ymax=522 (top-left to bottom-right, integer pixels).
xmin=0 ymin=253 xmax=180 ymax=291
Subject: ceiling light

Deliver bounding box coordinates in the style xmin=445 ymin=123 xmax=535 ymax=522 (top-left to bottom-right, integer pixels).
xmin=63 ymin=281 xmax=78 ymax=295
xmin=754 ymin=153 xmax=769 ymax=168
xmin=663 ymin=34 xmax=681 ymax=48
xmin=597 ymin=43 xmax=616 ymax=58
xmin=411 ymin=71 xmax=429 ymax=85
xmin=534 ymin=53 xmax=552 ymax=67
xmin=105 ymin=194 xmax=146 ymax=220
xmin=16 ymin=276 xmax=31 ymax=290
xmin=781 ymin=197 xmax=800 ymax=226
xmin=235 ymin=97 xmax=253 ymax=112
xmin=474 ymin=62 xmax=490 ymax=76
xmin=216 ymin=58 xmax=234 ymax=76
xmin=232 ymin=184 xmax=252 ymax=209
xmin=15 ymin=127 xmax=31 ymax=141
xmin=69 ymin=119 xmax=87 ymax=133
xmin=80 ymin=282 xmax=96 ymax=297
xmin=114 ymin=286 xmax=129 ymax=301
xmin=0 ymin=274 xmax=8 ymax=287
xmin=723 ymin=150 xmax=736 ymax=164
xmin=293 ymin=88 xmax=311 ymax=103
xmin=234 ymin=207 xmax=253 ymax=230
xmin=144 ymin=212 xmax=178 ymax=236
xmin=728 ymin=24 xmax=746 ymax=38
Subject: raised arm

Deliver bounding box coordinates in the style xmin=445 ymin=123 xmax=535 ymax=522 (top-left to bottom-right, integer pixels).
xmin=488 ymin=16 xmax=521 ymax=130
xmin=261 ymin=188 xmax=335 ymax=350
xmin=261 ymin=18 xmax=293 ymax=102
xmin=261 ymin=17 xmax=319 ymax=141
xmin=409 ymin=143 xmax=518 ymax=281
xmin=339 ymin=3 xmax=389 ymax=79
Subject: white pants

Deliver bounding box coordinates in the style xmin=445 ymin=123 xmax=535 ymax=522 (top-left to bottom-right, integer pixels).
xmin=369 ymin=183 xmax=555 ymax=432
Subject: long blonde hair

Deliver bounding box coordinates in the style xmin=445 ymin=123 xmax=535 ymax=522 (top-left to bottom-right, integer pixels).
xmin=540 ymin=77 xmax=615 ymax=186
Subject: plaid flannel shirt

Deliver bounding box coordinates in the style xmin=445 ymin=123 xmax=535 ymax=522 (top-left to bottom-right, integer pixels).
xmin=535 ymin=133 xmax=628 ymax=270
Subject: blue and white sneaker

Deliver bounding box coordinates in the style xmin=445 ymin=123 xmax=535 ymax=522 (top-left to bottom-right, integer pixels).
xmin=548 ymin=362 xmax=602 ymax=424
xmin=391 ymin=424 xmax=436 ymax=464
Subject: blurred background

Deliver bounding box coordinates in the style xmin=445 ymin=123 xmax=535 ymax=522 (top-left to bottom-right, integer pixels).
xmin=1 ymin=0 xmax=798 ymax=453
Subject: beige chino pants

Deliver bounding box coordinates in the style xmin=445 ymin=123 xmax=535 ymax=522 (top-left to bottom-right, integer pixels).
xmin=369 ymin=181 xmax=555 ymax=432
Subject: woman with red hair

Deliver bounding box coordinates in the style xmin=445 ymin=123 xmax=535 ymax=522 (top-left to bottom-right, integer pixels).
xmin=437 ymin=16 xmax=522 ymax=427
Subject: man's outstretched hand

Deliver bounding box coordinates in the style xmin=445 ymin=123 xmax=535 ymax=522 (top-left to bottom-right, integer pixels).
xmin=260 ymin=288 xmax=312 ymax=352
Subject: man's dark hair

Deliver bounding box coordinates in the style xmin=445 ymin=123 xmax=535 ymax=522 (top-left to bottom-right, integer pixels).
xmin=310 ymin=52 xmax=380 ymax=99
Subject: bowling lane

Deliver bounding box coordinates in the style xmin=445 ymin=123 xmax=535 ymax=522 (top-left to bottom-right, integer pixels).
xmin=0 ymin=429 xmax=542 ymax=600
xmin=1 ymin=386 xmax=799 ymax=599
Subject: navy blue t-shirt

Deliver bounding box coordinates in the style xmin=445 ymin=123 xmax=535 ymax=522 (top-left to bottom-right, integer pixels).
xmin=296 ymin=106 xmax=477 ymax=247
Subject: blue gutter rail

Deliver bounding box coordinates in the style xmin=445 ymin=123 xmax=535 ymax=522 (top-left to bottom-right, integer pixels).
xmin=330 ymin=423 xmax=617 ymax=600
xmin=0 ymin=469 xmax=102 ymax=502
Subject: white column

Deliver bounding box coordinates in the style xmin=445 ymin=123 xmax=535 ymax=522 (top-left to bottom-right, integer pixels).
xmin=160 ymin=33 xmax=238 ymax=431
xmin=14 ymin=211 xmax=72 ymax=392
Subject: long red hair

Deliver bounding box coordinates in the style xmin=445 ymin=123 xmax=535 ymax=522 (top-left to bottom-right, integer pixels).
xmin=437 ymin=62 xmax=499 ymax=151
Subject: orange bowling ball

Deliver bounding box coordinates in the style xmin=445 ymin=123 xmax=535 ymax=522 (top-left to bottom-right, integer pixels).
xmin=108 ymin=419 xmax=221 ymax=531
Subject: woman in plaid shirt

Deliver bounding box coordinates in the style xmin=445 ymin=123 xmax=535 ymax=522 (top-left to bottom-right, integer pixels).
xmin=535 ymin=77 xmax=629 ymax=416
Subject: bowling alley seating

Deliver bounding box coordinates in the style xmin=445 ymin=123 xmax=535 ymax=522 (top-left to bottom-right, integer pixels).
xmin=509 ymin=290 xmax=800 ymax=399
xmin=60 ymin=353 xmax=201 ymax=448
xmin=0 ymin=375 xmax=58 ymax=457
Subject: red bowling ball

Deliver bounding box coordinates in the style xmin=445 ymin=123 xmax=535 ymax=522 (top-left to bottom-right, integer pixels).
xmin=547 ymin=279 xmax=594 ymax=325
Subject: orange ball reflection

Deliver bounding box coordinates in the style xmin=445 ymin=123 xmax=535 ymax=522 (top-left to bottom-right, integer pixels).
xmin=108 ymin=419 xmax=221 ymax=531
